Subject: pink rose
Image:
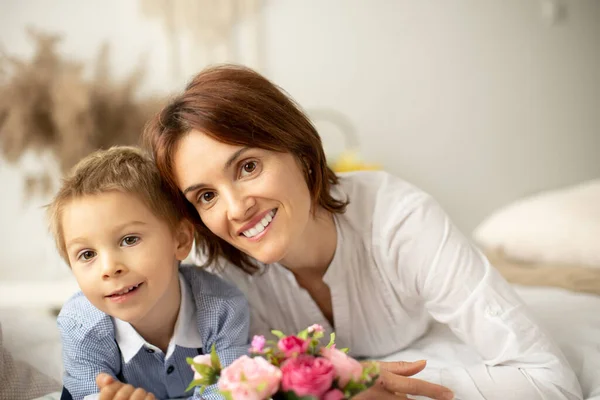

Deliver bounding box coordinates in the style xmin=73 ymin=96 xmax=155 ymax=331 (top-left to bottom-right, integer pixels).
xmin=280 ymin=355 xmax=335 ymax=398
xmin=218 ymin=356 xmax=281 ymax=400
xmin=278 ymin=335 xmax=309 ymax=358
xmin=250 ymin=335 xmax=266 ymax=353
xmin=321 ymin=347 xmax=363 ymax=388
xmin=308 ymin=324 xmax=324 ymax=334
xmin=190 ymin=354 xmax=213 ymax=380
xmin=323 ymin=389 xmax=345 ymax=400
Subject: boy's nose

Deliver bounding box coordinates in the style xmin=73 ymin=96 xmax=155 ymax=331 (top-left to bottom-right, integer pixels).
xmin=101 ymin=257 xmax=125 ymax=279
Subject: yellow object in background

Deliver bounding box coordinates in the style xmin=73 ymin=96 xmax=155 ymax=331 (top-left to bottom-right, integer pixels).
xmin=330 ymin=150 xmax=381 ymax=173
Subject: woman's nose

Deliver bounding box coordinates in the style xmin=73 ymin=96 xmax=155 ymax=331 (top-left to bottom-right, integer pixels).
xmin=225 ymin=190 xmax=256 ymax=221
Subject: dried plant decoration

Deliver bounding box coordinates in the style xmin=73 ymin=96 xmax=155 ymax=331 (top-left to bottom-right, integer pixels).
xmin=0 ymin=29 xmax=164 ymax=198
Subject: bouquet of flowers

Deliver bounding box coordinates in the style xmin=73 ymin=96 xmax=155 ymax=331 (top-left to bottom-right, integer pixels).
xmin=186 ymin=324 xmax=380 ymax=400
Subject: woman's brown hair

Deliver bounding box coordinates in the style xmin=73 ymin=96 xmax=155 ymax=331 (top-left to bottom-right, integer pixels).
xmin=143 ymin=64 xmax=347 ymax=274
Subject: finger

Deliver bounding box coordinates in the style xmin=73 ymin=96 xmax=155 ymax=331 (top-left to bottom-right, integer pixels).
xmin=99 ymin=382 xmax=126 ymax=400
xmin=354 ymin=384 xmax=409 ymax=400
xmin=380 ymin=360 xmax=427 ymax=376
xmin=145 ymin=393 xmax=156 ymax=400
xmin=113 ymin=384 xmax=136 ymax=400
xmin=381 ymin=371 xmax=454 ymax=400
xmin=129 ymin=388 xmax=149 ymax=400
xmin=96 ymin=373 xmax=116 ymax=389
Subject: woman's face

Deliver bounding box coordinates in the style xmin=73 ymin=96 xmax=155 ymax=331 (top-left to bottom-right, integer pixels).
xmin=173 ymin=130 xmax=313 ymax=264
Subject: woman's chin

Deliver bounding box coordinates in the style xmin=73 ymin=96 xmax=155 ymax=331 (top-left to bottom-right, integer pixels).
xmin=248 ymin=246 xmax=285 ymax=266
xmin=253 ymin=253 xmax=283 ymax=265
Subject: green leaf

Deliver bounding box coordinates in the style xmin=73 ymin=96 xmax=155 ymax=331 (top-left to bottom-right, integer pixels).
xmin=210 ymin=343 xmax=222 ymax=371
xmin=326 ymin=332 xmax=336 ymax=348
xmin=281 ymin=390 xmax=319 ymax=400
xmin=360 ymin=361 xmax=380 ymax=382
xmin=184 ymin=379 xmax=204 ymax=393
xmin=343 ymin=379 xmax=365 ymax=393
xmin=218 ymin=390 xmax=234 ymax=400
xmin=339 ymin=347 xmax=349 ymax=353
xmin=191 ymin=363 xmax=214 ymax=378
xmin=312 ymin=331 xmax=324 ymax=340
xmin=271 ymin=329 xmax=286 ymax=339
xmin=297 ymin=329 xmax=309 ymax=340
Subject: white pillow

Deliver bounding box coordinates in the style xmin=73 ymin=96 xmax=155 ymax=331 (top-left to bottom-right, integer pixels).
xmin=473 ymin=179 xmax=600 ymax=268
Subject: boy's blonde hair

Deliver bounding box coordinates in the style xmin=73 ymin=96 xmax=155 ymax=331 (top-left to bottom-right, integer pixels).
xmin=47 ymin=146 xmax=183 ymax=263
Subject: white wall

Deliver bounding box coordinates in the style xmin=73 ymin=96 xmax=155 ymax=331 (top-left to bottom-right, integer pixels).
xmin=1 ymin=0 xmax=599 ymax=281
xmin=261 ymin=0 xmax=600 ymax=233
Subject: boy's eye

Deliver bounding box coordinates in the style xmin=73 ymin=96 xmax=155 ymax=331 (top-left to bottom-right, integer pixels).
xmin=241 ymin=161 xmax=257 ymax=176
xmin=78 ymin=250 xmax=96 ymax=261
xmin=121 ymin=236 xmax=140 ymax=247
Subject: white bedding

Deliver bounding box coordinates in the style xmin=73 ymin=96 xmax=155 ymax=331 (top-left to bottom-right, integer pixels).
xmin=381 ymin=285 xmax=600 ymax=400
xmin=3 ymin=285 xmax=599 ymax=400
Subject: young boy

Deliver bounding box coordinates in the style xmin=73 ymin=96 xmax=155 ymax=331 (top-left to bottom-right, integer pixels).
xmin=48 ymin=146 xmax=250 ymax=400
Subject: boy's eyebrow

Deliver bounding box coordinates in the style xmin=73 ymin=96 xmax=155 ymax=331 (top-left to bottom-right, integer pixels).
xmin=112 ymin=220 xmax=147 ymax=233
xmin=65 ymin=237 xmax=88 ymax=250
xmin=65 ymin=221 xmax=148 ymax=250
xmin=182 ymin=147 xmax=250 ymax=195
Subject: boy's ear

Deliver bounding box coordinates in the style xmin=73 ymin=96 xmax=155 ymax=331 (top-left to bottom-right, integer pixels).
xmin=174 ymin=219 xmax=195 ymax=261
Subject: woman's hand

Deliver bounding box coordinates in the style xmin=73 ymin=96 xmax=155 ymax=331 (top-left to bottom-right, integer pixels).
xmin=356 ymin=360 xmax=454 ymax=400
xmin=96 ymin=373 xmax=156 ymax=400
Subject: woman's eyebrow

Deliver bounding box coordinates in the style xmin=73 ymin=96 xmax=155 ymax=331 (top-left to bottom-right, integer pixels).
xmin=224 ymin=147 xmax=250 ymax=170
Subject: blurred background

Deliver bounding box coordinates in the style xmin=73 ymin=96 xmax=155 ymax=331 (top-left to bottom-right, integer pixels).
xmin=0 ymin=0 xmax=599 ymax=384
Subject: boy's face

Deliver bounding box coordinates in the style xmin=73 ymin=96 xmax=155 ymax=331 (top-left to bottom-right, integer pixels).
xmin=61 ymin=191 xmax=192 ymax=325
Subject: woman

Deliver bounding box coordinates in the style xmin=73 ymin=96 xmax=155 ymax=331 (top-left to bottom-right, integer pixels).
xmin=143 ymin=65 xmax=582 ymax=400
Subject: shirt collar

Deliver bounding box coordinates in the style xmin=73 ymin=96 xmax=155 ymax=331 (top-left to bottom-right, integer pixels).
xmin=113 ymin=272 xmax=203 ymax=363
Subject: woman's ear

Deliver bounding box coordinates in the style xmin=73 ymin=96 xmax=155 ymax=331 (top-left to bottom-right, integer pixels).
xmin=174 ymin=219 xmax=195 ymax=261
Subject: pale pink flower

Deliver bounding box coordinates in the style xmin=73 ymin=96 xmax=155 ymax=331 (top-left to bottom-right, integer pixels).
xmin=190 ymin=354 xmax=213 ymax=380
xmin=218 ymin=356 xmax=281 ymax=400
xmin=323 ymin=388 xmax=345 ymax=400
xmin=250 ymin=335 xmax=266 ymax=353
xmin=307 ymin=324 xmax=324 ymax=334
xmin=280 ymin=355 xmax=335 ymax=398
xmin=228 ymin=386 xmax=263 ymax=400
xmin=278 ymin=336 xmax=310 ymax=358
xmin=321 ymin=347 xmax=363 ymax=388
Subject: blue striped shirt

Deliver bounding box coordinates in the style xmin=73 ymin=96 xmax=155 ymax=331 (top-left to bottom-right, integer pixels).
xmin=58 ymin=265 xmax=250 ymax=400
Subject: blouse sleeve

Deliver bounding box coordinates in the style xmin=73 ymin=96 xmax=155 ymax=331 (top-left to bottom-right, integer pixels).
xmin=382 ymin=191 xmax=582 ymax=400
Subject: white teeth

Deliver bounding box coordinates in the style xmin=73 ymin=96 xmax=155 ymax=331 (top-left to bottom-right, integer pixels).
xmin=113 ymin=283 xmax=139 ymax=296
xmin=243 ymin=210 xmax=276 ymax=238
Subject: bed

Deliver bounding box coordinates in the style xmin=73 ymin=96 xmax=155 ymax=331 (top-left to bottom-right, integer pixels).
xmin=381 ymin=284 xmax=600 ymax=400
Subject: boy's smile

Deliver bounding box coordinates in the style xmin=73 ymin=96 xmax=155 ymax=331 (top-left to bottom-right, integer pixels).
xmin=105 ymin=281 xmax=144 ymax=303
xmin=61 ymin=190 xmax=191 ymax=328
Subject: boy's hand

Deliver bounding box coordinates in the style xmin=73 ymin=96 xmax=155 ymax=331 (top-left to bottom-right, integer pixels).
xmin=96 ymin=373 xmax=156 ymax=400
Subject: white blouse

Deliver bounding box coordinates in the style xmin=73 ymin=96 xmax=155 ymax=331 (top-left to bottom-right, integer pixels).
xmin=217 ymin=171 xmax=582 ymax=400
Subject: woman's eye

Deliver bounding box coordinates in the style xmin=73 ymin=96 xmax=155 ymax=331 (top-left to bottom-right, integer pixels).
xmin=79 ymin=250 xmax=96 ymax=261
xmin=241 ymin=161 xmax=257 ymax=176
xmin=199 ymin=191 xmax=216 ymax=204
xmin=121 ymin=236 xmax=140 ymax=247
